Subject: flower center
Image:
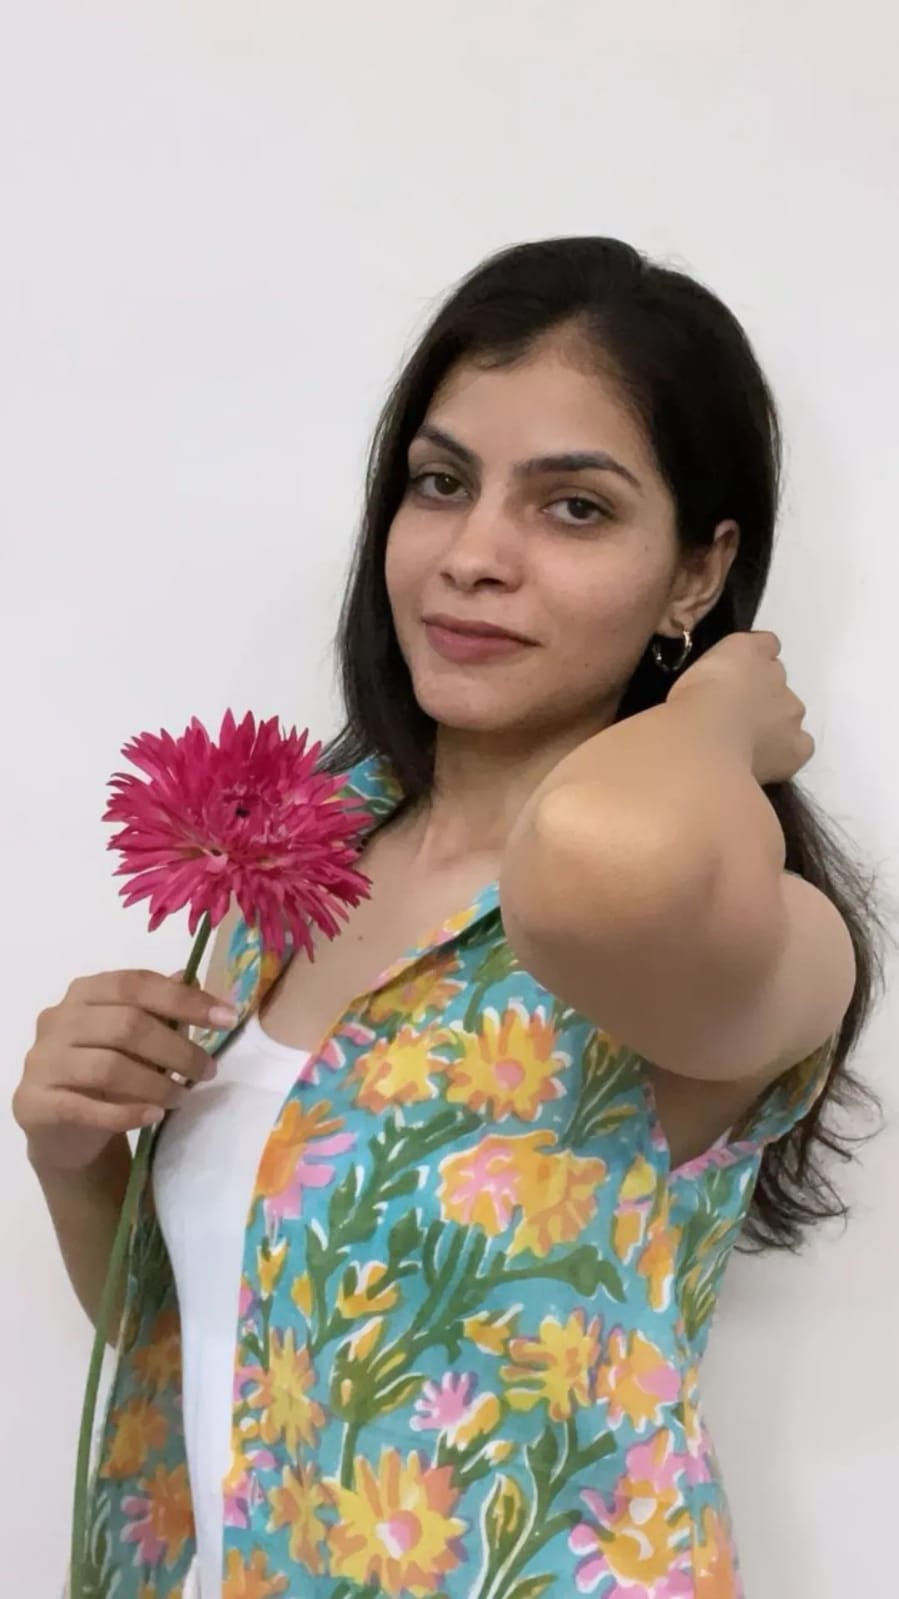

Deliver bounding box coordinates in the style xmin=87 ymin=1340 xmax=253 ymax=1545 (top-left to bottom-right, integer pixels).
xmin=494 ymin=1057 xmax=525 ymax=1089
xmin=377 ymin=1511 xmax=421 ymax=1556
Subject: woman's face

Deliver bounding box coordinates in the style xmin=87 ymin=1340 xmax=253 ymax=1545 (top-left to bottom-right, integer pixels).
xmin=386 ymin=330 xmax=731 ymax=744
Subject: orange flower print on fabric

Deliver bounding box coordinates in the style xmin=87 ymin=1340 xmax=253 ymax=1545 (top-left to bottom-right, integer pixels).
xmin=595 ymin=1327 xmax=681 ymax=1433
xmin=131 ymin=1309 xmax=181 ymax=1392
xmin=245 ymin=1328 xmax=326 ymax=1455
xmin=501 ymin=1308 xmax=602 ymax=1420
xmin=568 ymin=1430 xmax=691 ymax=1595
xmin=267 ymin=1462 xmax=329 ymax=1574
xmin=221 ymin=1546 xmax=289 ymax=1598
xmin=121 ymin=1462 xmax=194 ymax=1569
xmin=367 ymin=952 xmax=465 ymax=1025
xmin=253 ymin=1100 xmax=354 ymax=1223
xmin=351 ymin=1024 xmax=452 ymax=1112
xmin=100 ymin=1396 xmax=167 ymax=1480
xmin=325 ymin=1449 xmax=468 ymax=1598
xmin=694 ymin=1503 xmax=741 ymax=1596
xmin=445 ymin=1003 xmax=569 ymax=1121
xmin=438 ymin=1130 xmax=606 ymax=1256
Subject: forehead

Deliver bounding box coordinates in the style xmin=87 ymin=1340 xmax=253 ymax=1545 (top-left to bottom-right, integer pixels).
xmin=424 ymin=332 xmax=656 ymax=477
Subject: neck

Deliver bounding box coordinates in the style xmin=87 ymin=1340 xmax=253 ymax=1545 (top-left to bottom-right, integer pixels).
xmin=403 ymin=712 xmax=614 ymax=867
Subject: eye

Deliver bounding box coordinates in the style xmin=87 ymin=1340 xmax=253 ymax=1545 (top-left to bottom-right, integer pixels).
xmin=408 ymin=469 xmax=468 ymax=503
xmin=547 ymin=495 xmax=610 ymax=527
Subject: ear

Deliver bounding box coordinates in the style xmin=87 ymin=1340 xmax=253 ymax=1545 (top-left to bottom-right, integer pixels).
xmin=660 ymin=520 xmax=740 ymax=636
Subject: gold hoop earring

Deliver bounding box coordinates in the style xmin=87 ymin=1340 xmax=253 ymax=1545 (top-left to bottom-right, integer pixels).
xmin=651 ymin=627 xmax=693 ymax=674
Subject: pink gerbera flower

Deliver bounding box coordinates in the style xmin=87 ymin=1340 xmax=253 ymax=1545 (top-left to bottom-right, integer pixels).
xmin=103 ymin=709 xmax=371 ymax=956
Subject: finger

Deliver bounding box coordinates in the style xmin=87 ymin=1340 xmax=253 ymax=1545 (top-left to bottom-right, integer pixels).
xmin=65 ymin=1049 xmax=195 ymax=1110
xmin=55 ymin=1005 xmax=215 ymax=1083
xmin=753 ymin=630 xmax=782 ymax=657
xmin=27 ymin=1089 xmax=165 ymax=1135
xmin=64 ymin=970 xmax=237 ymax=1034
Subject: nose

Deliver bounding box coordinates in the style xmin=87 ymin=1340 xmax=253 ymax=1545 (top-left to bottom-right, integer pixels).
xmin=439 ymin=499 xmax=521 ymax=592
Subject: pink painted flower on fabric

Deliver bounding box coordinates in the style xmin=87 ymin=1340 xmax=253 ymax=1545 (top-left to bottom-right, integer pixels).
xmin=411 ymin=1372 xmax=477 ymax=1433
xmin=103 ymin=710 xmax=372 ymax=956
xmin=298 ymin=1020 xmax=377 ymax=1086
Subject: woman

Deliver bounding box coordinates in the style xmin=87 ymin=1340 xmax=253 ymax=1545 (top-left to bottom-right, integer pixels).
xmin=16 ymin=237 xmax=882 ymax=1599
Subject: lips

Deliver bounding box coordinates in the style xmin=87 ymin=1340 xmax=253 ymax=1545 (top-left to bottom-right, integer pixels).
xmin=422 ymin=616 xmax=535 ymax=666
xmin=422 ymin=614 xmax=533 ymax=644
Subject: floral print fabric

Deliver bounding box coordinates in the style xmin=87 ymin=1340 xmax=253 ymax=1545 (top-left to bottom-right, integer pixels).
xmin=82 ymin=754 xmax=834 ymax=1599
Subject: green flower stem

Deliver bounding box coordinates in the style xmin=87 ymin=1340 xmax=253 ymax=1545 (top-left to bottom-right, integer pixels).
xmin=69 ymin=912 xmax=214 ymax=1599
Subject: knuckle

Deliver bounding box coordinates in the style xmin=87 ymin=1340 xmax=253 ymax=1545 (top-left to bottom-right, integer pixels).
xmin=114 ymin=1006 xmax=150 ymax=1049
xmin=116 ymin=971 xmax=148 ymax=1006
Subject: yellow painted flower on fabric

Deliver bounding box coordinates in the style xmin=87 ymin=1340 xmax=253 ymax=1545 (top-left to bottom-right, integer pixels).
xmin=267 ymin=1462 xmax=329 ymax=1574
xmin=445 ymin=1003 xmax=569 ymax=1122
xmin=337 ymin=1259 xmax=400 ymax=1318
xmin=508 ymin=1142 xmax=607 ymax=1258
xmin=351 ymin=1024 xmax=451 ymax=1113
xmin=595 ymin=1327 xmax=681 ymax=1432
xmin=637 ymin=1210 xmax=681 ymax=1312
xmin=257 ymin=1237 xmax=288 ymax=1299
xmin=131 ymin=1309 xmax=181 ymax=1392
xmin=325 ymin=1449 xmax=467 ymax=1597
xmin=99 ymin=1396 xmax=168 ymax=1480
xmin=694 ymin=1503 xmax=741 ymax=1596
xmin=611 ymin=1154 xmax=657 ymax=1263
xmin=440 ymin=903 xmax=482 ymax=939
xmin=438 ymin=1131 xmax=604 ymax=1255
xmin=367 ymin=953 xmax=465 ymax=1025
xmin=246 ymin=1327 xmax=326 ymax=1454
xmin=290 ymin=1272 xmax=314 ymax=1320
xmin=462 ymin=1307 xmax=520 ymax=1355
xmin=568 ymin=1431 xmax=689 ymax=1592
xmin=502 ymin=1308 xmax=602 ymax=1421
xmin=221 ymin=1546 xmax=289 ymax=1598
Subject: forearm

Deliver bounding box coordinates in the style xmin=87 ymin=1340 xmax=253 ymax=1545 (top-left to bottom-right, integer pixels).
xmin=28 ymin=1135 xmax=131 ymax=1340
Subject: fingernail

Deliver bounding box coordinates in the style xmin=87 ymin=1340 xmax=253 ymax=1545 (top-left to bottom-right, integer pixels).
xmin=144 ymin=1107 xmax=165 ymax=1126
xmin=208 ymin=1003 xmax=240 ymax=1028
xmin=203 ymin=1059 xmax=218 ymax=1081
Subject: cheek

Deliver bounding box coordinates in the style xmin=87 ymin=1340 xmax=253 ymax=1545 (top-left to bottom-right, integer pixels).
xmin=542 ymin=558 xmax=671 ymax=675
xmin=384 ymin=517 xmax=425 ymax=615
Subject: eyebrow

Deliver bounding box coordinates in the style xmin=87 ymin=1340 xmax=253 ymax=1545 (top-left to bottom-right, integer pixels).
xmin=410 ymin=423 xmax=643 ymax=492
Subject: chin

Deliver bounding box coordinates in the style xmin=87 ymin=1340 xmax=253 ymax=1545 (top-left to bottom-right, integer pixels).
xmin=412 ymin=679 xmax=537 ymax=736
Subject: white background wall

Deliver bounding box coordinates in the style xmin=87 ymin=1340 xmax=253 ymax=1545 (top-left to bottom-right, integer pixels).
xmin=2 ymin=3 xmax=896 ymax=1593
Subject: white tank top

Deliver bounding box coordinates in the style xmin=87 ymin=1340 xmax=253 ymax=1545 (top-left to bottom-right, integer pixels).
xmin=153 ymin=1011 xmax=310 ymax=1599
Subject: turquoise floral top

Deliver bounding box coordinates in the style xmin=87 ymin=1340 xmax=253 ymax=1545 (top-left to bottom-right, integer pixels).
xmin=83 ymin=754 xmax=835 ymax=1599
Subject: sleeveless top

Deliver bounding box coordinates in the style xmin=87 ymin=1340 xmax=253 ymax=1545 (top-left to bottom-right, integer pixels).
xmin=81 ymin=753 xmax=836 ymax=1599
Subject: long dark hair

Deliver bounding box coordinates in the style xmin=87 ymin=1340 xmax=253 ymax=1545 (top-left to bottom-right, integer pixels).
xmin=324 ymin=237 xmax=885 ymax=1250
